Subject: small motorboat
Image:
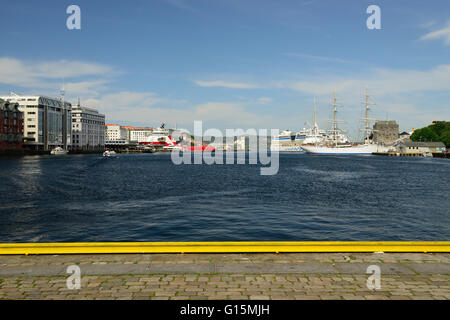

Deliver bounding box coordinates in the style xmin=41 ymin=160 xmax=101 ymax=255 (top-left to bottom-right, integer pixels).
xmin=50 ymin=147 xmax=68 ymax=155
xmin=103 ymin=150 xmax=117 ymax=158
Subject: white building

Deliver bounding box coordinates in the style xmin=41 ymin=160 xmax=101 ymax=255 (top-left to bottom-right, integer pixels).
xmin=125 ymin=127 xmax=154 ymax=143
xmin=395 ymin=139 xmax=446 ymax=154
xmin=71 ymin=103 xmax=105 ymax=151
xmin=0 ymin=93 xmax=71 ymax=151
xmin=105 ymin=124 xmax=129 ymax=145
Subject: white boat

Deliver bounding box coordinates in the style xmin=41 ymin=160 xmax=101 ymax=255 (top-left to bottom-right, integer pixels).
xmin=50 ymin=147 xmax=68 ymax=155
xmin=302 ymin=90 xmax=387 ymax=155
xmin=163 ymin=145 xmax=183 ymax=151
xmin=270 ymin=130 xmax=296 ymax=151
xmin=103 ymin=150 xmax=117 ymax=157
xmin=302 ymin=143 xmax=389 ymax=155
xmin=271 ymin=98 xmax=342 ymax=152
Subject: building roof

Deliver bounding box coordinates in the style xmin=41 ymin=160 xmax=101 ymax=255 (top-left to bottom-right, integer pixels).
xmin=0 ymin=99 xmax=21 ymax=112
xmin=402 ymin=140 xmax=445 ymax=148
xmin=0 ymin=94 xmax=71 ymax=110
xmin=71 ymin=105 xmax=104 ymax=116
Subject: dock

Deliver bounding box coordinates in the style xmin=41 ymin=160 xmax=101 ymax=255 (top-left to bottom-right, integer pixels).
xmin=0 ymin=242 xmax=449 ymax=300
xmin=373 ymin=152 xmax=447 ymax=157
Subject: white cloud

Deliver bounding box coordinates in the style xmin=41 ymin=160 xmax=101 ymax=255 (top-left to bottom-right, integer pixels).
xmin=257 ymin=97 xmax=272 ymax=104
xmin=83 ymin=91 xmax=182 ymax=112
xmin=65 ymin=80 xmax=110 ymax=96
xmin=194 ymin=80 xmax=260 ymax=89
xmin=279 ymin=65 xmax=450 ymax=97
xmin=0 ymin=57 xmax=117 ymax=95
xmin=420 ymin=21 xmax=450 ymax=45
xmin=283 ymin=52 xmax=354 ymax=64
xmin=194 ymin=102 xmax=272 ymax=126
xmin=84 ymin=91 xmax=280 ymax=129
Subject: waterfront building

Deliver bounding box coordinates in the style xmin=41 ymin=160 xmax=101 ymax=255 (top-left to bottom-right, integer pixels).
xmin=399 ymin=131 xmax=411 ymax=140
xmin=234 ymin=135 xmax=271 ymax=151
xmin=0 ymin=99 xmax=23 ymax=152
xmin=71 ymin=103 xmax=105 ymax=151
xmin=396 ymin=139 xmax=446 ymax=154
xmin=105 ymin=124 xmax=129 ymax=146
xmin=0 ymin=93 xmax=71 ymax=151
xmin=125 ymin=126 xmax=154 ymax=143
xmin=373 ymin=120 xmax=399 ymax=145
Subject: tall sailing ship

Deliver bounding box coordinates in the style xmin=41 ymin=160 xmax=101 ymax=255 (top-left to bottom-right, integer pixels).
xmin=301 ymin=90 xmax=389 ymax=155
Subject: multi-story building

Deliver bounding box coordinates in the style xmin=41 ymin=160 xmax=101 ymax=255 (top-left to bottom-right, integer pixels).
xmin=0 ymin=93 xmax=71 ymax=151
xmin=0 ymin=99 xmax=23 ymax=152
xmin=71 ymin=103 xmax=105 ymax=151
xmin=105 ymin=124 xmax=129 ymax=146
xmin=125 ymin=127 xmax=153 ymax=143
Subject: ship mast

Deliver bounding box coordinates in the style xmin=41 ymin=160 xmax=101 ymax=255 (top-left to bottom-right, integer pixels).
xmin=313 ymin=97 xmax=318 ymax=136
xmin=361 ymin=88 xmax=375 ymax=144
xmin=60 ymin=84 xmax=67 ymax=150
xmin=329 ymin=91 xmax=343 ymax=146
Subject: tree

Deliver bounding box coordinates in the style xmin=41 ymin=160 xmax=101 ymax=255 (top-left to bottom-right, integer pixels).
xmin=411 ymin=127 xmax=440 ymax=142
xmin=440 ymin=131 xmax=450 ymax=148
xmin=410 ymin=121 xmax=450 ymax=147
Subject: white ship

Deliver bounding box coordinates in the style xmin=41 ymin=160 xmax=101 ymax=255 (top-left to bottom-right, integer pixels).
xmin=103 ymin=150 xmax=117 ymax=157
xmin=302 ymin=90 xmax=389 ymax=155
xmin=50 ymin=147 xmax=68 ymax=155
xmin=301 ymin=143 xmax=388 ymax=155
xmin=271 ymin=130 xmax=302 ymax=151
xmin=271 ymin=98 xmax=331 ymax=151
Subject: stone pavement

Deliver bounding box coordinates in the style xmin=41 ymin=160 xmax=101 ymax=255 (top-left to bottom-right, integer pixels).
xmin=0 ymin=253 xmax=448 ymax=300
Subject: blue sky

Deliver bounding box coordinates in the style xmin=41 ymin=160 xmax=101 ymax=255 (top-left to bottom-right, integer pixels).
xmin=1 ymin=0 xmax=449 ymax=137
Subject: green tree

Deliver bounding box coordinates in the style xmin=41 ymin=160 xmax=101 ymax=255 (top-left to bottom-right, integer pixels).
xmin=411 ymin=127 xmax=440 ymax=142
xmin=411 ymin=121 xmax=450 ymax=147
xmin=440 ymin=131 xmax=450 ymax=148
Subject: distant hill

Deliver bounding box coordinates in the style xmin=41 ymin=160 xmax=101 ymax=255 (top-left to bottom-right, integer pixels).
xmin=411 ymin=121 xmax=450 ymax=147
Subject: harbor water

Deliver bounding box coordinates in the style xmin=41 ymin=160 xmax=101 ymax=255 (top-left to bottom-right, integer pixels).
xmin=0 ymin=153 xmax=449 ymax=242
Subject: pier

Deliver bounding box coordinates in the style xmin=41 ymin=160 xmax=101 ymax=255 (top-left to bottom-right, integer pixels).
xmin=372 ymin=152 xmax=446 ymax=157
xmin=0 ymin=242 xmax=449 ymax=300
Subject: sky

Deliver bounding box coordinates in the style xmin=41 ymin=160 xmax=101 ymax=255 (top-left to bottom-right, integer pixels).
xmin=0 ymin=0 xmax=449 ymax=138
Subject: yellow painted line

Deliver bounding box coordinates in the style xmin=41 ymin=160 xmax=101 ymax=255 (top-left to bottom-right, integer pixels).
xmin=0 ymin=242 xmax=449 ymax=255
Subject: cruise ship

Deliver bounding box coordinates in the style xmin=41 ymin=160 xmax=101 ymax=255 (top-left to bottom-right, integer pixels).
xmin=271 ymin=98 xmax=330 ymax=151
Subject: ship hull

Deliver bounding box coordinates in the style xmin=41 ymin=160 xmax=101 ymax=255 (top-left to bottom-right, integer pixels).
xmin=301 ymin=144 xmax=388 ymax=155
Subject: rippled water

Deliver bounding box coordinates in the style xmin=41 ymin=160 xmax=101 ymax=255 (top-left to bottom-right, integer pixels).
xmin=0 ymin=153 xmax=449 ymax=242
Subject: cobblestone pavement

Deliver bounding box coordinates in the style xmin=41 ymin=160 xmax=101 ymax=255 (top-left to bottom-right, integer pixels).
xmin=0 ymin=253 xmax=449 ymax=300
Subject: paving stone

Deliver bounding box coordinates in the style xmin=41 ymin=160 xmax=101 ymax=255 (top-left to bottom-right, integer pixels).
xmin=149 ymin=263 xmax=215 ymax=274
xmin=215 ymin=263 xmax=338 ymax=274
xmin=405 ymin=263 xmax=450 ymax=274
xmin=0 ymin=253 xmax=448 ymax=300
xmin=334 ymin=263 xmax=415 ymax=274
